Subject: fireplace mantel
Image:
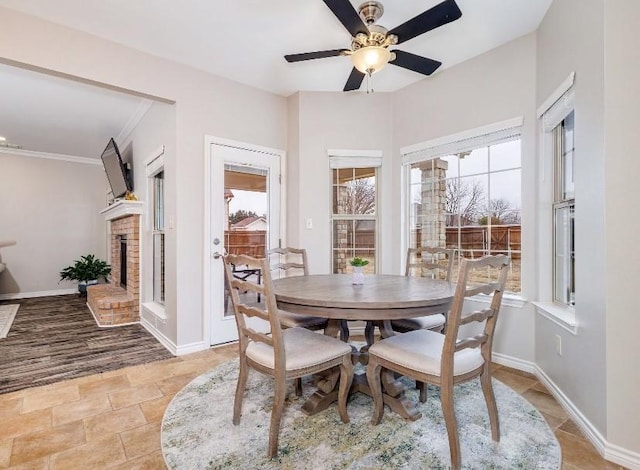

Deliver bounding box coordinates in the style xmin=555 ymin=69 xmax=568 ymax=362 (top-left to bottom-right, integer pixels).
xmin=101 ymin=200 xmax=144 ymax=221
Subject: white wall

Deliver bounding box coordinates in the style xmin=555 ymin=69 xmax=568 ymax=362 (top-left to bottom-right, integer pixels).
xmin=0 ymin=6 xmax=287 ymax=350
xmin=392 ymin=34 xmax=538 ymax=364
xmin=289 ymin=91 xmax=394 ymax=274
xmin=604 ymin=0 xmax=640 ymax=456
xmin=535 ymin=0 xmax=607 ymax=435
xmin=0 ymin=152 xmax=106 ymax=296
xmin=122 ymin=101 xmax=177 ymax=344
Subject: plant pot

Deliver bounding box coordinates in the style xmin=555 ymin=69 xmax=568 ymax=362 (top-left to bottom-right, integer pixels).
xmin=78 ymin=279 xmax=98 ymax=295
xmin=352 ymin=267 xmax=364 ymax=285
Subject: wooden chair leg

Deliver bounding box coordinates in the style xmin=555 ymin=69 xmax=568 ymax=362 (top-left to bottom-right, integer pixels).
xmin=337 ymin=355 xmax=354 ymax=423
xmin=441 ymin=382 xmax=461 ymax=470
xmin=268 ymin=373 xmax=287 ymax=458
xmin=233 ymin=357 xmax=249 ymax=425
xmin=294 ymin=377 xmax=302 ymax=397
xmin=366 ymin=359 xmax=384 ymax=425
xmin=417 ymin=380 xmax=427 ymax=403
xmin=480 ymin=368 xmax=500 ymax=441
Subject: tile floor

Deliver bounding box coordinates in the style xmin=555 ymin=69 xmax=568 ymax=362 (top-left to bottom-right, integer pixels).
xmin=0 ymin=343 xmax=625 ymax=469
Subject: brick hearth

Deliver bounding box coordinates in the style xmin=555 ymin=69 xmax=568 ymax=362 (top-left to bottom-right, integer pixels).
xmin=88 ymin=201 xmax=143 ymax=326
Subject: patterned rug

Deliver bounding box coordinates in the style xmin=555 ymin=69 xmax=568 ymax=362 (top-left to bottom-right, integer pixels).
xmin=161 ymin=360 xmax=561 ymax=469
xmin=0 ymin=304 xmax=19 ymax=338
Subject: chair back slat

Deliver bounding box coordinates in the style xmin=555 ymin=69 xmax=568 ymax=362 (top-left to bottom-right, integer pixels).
xmin=268 ymin=247 xmax=309 ymax=278
xmin=441 ymin=254 xmax=510 ymax=375
xmin=224 ymin=253 xmax=285 ymax=368
xmin=405 ymin=247 xmax=454 ymax=281
xmin=455 ymin=334 xmax=489 ymax=352
xmin=460 ymin=307 xmax=495 ymax=325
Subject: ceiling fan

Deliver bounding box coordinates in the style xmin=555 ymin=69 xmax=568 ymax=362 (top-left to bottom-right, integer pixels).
xmin=285 ymin=0 xmax=462 ymax=92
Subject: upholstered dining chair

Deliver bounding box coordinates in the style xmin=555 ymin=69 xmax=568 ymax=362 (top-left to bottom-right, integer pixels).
xmin=367 ymin=254 xmax=510 ymax=470
xmin=391 ymin=246 xmax=455 ymax=334
xmin=267 ymin=247 xmax=328 ymax=331
xmin=224 ymin=253 xmax=354 ymax=458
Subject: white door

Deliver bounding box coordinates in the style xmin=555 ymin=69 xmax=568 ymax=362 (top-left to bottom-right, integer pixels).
xmin=208 ymin=143 xmax=281 ymax=345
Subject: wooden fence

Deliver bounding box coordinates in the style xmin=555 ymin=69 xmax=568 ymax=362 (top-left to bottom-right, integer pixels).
xmin=224 ymin=230 xmax=266 ymax=257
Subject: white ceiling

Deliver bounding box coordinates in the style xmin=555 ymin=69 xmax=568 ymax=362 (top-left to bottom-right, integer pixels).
xmin=0 ymin=0 xmax=552 ymax=157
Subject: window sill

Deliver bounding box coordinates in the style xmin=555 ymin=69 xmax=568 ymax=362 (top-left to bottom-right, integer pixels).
xmin=532 ymin=301 xmax=577 ymax=334
xmin=142 ymin=302 xmax=167 ymax=321
xmin=469 ymin=293 xmax=527 ymax=309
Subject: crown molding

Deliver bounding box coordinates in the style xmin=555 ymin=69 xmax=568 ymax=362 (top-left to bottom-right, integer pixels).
xmin=116 ymin=98 xmax=153 ymax=146
xmin=0 ymin=147 xmax=101 ymax=165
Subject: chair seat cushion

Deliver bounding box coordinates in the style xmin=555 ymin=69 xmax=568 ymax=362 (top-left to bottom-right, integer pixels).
xmin=391 ymin=314 xmax=446 ymax=332
xmin=247 ymin=327 xmax=351 ymax=371
xmin=277 ymin=310 xmax=328 ymax=330
xmin=368 ymin=329 xmax=484 ymax=377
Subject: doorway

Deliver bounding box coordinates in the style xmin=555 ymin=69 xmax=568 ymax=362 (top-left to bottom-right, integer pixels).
xmin=205 ymin=139 xmax=282 ymax=345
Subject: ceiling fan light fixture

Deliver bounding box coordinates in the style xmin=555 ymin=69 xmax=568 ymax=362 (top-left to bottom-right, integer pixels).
xmin=351 ymin=46 xmax=391 ymax=74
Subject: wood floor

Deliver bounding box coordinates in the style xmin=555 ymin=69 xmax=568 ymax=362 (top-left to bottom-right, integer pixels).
xmin=0 ymin=295 xmax=173 ymax=394
xmin=0 ymin=296 xmax=625 ymax=469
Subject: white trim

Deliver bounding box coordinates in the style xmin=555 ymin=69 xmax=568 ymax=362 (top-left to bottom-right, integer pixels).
xmin=604 ymin=443 xmax=640 ymax=470
xmin=100 ymin=200 xmax=144 ymax=221
xmin=536 ymin=72 xmax=576 ymax=118
xmin=175 ymin=340 xmax=208 ymax=356
xmin=532 ymin=301 xmax=578 ymax=334
xmin=0 ymin=147 xmax=101 ymax=165
xmin=115 ymin=99 xmax=153 ymax=146
xmin=535 ymin=364 xmax=606 ymax=456
xmin=0 ymin=288 xmax=77 ymax=300
xmin=492 ymin=352 xmax=536 ymax=374
xmin=400 ymin=117 xmax=524 ymax=164
xmin=469 ymin=293 xmax=528 ymax=309
xmin=540 ymin=87 xmax=575 ymax=133
xmin=203 ymin=135 xmax=286 ymax=348
xmin=140 ymin=316 xmax=177 ymax=355
xmin=142 ymin=301 xmax=166 ymax=321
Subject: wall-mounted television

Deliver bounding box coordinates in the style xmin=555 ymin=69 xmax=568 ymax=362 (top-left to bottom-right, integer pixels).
xmin=100 ymin=138 xmax=132 ymax=199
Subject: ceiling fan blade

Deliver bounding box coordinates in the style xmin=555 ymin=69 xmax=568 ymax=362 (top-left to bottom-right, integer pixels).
xmin=344 ymin=68 xmax=365 ymax=91
xmin=285 ymin=49 xmax=348 ymax=62
xmin=388 ymin=0 xmax=462 ymax=45
xmin=390 ymin=50 xmax=442 ymax=75
xmin=323 ymin=0 xmax=369 ymax=38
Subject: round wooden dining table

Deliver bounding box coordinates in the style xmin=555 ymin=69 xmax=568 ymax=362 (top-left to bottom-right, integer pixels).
xmin=272 ymin=274 xmax=455 ymax=420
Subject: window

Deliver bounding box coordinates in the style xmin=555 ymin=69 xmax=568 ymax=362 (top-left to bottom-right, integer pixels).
xmin=553 ymin=111 xmax=575 ymax=306
xmin=402 ymin=119 xmax=523 ymax=294
xmin=407 ymin=141 xmax=521 ymax=292
xmin=331 ymin=167 xmax=377 ymax=274
xmin=153 ymin=171 xmax=165 ymax=304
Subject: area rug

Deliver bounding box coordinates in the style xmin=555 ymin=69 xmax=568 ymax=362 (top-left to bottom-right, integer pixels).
xmin=161 ymin=360 xmax=561 ymax=469
xmin=0 ymin=304 xmax=19 ymax=338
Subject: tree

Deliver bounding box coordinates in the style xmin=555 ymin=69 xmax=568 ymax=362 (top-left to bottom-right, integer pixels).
xmin=478 ymin=198 xmax=521 ymax=224
xmin=340 ymin=178 xmax=376 ymax=215
xmin=445 ymin=179 xmax=485 ymax=226
xmin=229 ymin=210 xmax=258 ymax=225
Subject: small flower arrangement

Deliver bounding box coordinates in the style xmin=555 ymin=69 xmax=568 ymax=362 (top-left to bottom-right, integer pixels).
xmin=350 ymin=257 xmax=369 ymax=267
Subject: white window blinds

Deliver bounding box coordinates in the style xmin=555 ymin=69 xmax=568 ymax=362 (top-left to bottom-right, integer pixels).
xmin=328 ymin=149 xmax=383 ymax=169
xmin=401 ymin=117 xmax=523 ymax=165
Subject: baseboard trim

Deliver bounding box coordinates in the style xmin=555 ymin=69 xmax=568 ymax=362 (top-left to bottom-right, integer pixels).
xmin=140 ymin=316 xmax=177 ymax=355
xmin=534 ymin=365 xmax=607 ymax=456
xmin=0 ymin=289 xmax=77 ymax=300
xmin=139 ymin=317 xmax=207 ymax=356
xmin=492 ymin=352 xmax=536 ymax=374
xmin=604 ymin=442 xmax=640 ymax=470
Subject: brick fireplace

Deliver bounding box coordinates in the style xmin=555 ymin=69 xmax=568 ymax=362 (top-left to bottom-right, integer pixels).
xmin=87 ymin=201 xmax=143 ymax=326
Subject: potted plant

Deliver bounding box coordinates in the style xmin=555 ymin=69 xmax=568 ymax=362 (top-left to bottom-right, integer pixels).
xmin=59 ymin=254 xmax=111 ymax=295
xmin=349 ymin=257 xmax=369 ymax=285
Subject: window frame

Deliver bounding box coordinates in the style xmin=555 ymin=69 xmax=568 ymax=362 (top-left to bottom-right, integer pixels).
xmin=400 ymin=118 xmax=525 ymax=307
xmin=328 ymin=149 xmax=382 ymax=274
xmin=533 ymin=74 xmax=578 ymax=334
